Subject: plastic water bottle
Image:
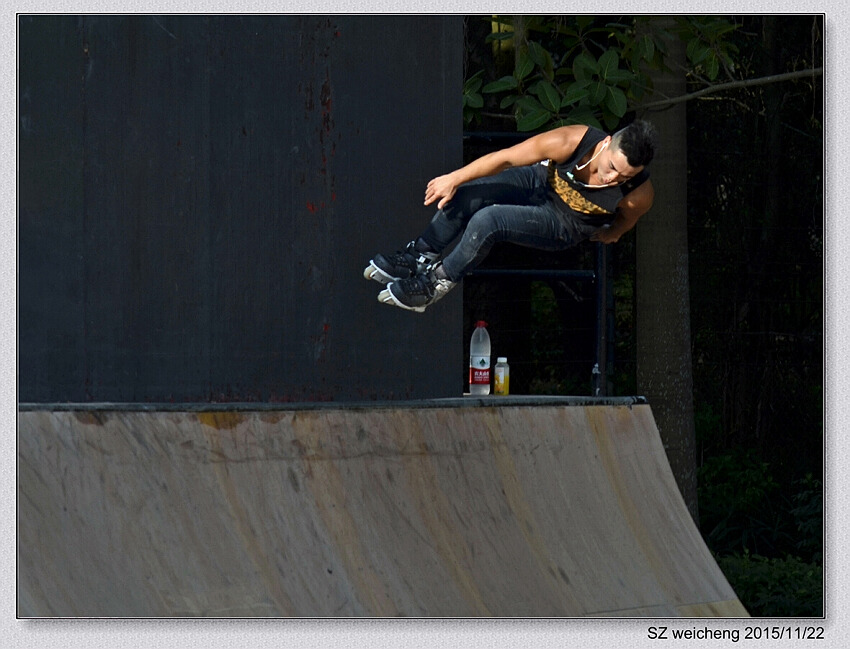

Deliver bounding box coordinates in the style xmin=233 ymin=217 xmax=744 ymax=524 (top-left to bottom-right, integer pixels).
xmin=469 ymin=321 xmax=491 ymax=395
xmin=494 ymin=357 xmax=510 ymax=396
xmin=591 ymin=363 xmax=602 ymax=396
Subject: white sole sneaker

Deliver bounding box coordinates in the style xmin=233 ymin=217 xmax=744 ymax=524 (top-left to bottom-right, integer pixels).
xmin=377 ymin=286 xmax=428 ymax=313
xmin=363 ymin=261 xmax=397 ymax=284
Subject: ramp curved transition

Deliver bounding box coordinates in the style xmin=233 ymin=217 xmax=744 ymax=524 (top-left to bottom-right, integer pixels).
xmin=17 ymin=401 xmax=747 ymax=617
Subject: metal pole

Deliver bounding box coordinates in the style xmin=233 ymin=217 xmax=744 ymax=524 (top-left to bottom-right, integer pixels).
xmin=595 ymin=243 xmax=608 ymax=396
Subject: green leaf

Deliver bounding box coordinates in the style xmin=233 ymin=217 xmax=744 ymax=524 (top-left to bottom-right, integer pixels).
xmin=687 ymin=39 xmax=710 ymax=65
xmin=515 ymin=51 xmax=535 ymax=81
xmin=463 ymin=70 xmax=484 ymax=93
xmin=639 ymin=34 xmax=656 ymax=61
xmin=588 ymin=81 xmax=607 ymax=105
xmin=528 ymin=41 xmax=555 ymax=79
xmin=564 ymin=105 xmax=602 ymax=129
xmin=561 ymin=83 xmax=590 ymax=107
xmin=535 ymin=80 xmax=562 ymax=113
xmin=517 ymin=108 xmax=552 ymax=132
xmin=604 ymin=86 xmax=628 ymax=117
xmin=528 ymin=41 xmax=547 ymax=67
xmin=465 ymin=92 xmax=483 ymax=109
xmin=500 ymin=94 xmax=518 ymax=109
xmin=573 ymin=52 xmax=598 ymax=80
xmin=603 ymin=111 xmax=621 ymax=131
xmin=516 ymin=95 xmax=544 ymax=112
xmin=706 ymin=54 xmax=720 ymax=80
xmin=576 ymin=15 xmax=595 ymax=31
xmin=482 ymin=76 xmax=519 ymax=93
xmin=561 ymin=78 xmax=590 ymax=91
xmin=605 ymin=69 xmax=634 ymax=85
xmin=598 ymin=49 xmax=620 ymax=79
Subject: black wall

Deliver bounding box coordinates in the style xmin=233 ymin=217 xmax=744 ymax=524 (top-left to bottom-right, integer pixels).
xmin=19 ymin=15 xmax=464 ymax=403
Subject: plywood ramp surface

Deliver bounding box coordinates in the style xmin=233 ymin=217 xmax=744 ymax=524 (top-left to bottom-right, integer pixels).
xmin=17 ymin=403 xmax=748 ymax=617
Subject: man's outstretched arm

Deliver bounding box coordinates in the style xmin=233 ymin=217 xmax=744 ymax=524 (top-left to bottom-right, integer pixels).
xmin=424 ymin=125 xmax=588 ymax=209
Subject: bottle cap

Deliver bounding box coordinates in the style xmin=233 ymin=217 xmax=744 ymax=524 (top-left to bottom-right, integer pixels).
xmin=475 ymin=320 xmax=488 ymax=328
xmin=497 ymin=357 xmax=507 ymax=363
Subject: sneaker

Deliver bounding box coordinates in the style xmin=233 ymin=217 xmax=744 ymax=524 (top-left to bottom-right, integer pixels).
xmin=378 ymin=264 xmax=457 ymax=313
xmin=363 ymin=240 xmax=439 ymax=284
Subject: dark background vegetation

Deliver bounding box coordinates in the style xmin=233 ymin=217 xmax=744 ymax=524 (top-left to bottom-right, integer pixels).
xmin=459 ymin=15 xmax=823 ymax=617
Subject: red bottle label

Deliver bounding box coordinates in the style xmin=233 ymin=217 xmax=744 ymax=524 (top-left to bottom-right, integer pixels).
xmin=469 ymin=356 xmax=490 ymax=385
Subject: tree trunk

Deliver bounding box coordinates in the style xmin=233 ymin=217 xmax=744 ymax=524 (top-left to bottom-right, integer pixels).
xmin=636 ymin=21 xmax=699 ymax=523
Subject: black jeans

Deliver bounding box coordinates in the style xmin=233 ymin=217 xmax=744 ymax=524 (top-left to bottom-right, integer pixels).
xmin=418 ymin=165 xmax=576 ymax=282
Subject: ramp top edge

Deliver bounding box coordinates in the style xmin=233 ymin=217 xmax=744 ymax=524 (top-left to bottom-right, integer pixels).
xmin=18 ymin=395 xmax=648 ymax=413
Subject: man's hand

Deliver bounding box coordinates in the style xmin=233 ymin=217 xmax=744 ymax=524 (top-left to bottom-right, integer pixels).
xmin=424 ymin=173 xmax=459 ymax=209
xmin=590 ymin=226 xmax=621 ymax=244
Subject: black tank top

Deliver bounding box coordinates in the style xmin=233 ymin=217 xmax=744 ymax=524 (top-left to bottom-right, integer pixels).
xmin=546 ymin=126 xmax=650 ymax=236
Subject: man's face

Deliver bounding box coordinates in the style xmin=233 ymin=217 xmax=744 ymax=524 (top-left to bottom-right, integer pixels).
xmin=597 ymin=137 xmax=643 ymax=186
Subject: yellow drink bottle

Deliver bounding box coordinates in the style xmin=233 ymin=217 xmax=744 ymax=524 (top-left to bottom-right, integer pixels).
xmin=494 ymin=357 xmax=510 ymax=395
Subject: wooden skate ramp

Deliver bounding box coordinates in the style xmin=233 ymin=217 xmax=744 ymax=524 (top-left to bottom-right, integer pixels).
xmin=17 ymin=399 xmax=747 ymax=617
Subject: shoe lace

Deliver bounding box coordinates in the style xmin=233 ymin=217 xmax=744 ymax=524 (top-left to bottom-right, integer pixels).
xmin=395 ymin=273 xmax=434 ymax=298
xmin=386 ymin=243 xmax=418 ymax=266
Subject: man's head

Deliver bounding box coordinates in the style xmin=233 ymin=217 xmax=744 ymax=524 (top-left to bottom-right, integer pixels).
xmin=610 ymin=119 xmax=658 ymax=168
xmin=590 ymin=119 xmax=657 ymax=186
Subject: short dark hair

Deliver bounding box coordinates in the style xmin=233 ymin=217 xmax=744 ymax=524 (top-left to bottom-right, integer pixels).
xmin=611 ymin=120 xmax=658 ymax=167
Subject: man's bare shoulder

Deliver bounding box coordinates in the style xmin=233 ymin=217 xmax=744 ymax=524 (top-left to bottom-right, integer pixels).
xmin=541 ymin=125 xmax=590 ymax=164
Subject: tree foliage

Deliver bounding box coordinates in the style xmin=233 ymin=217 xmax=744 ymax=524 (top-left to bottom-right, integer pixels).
xmin=463 ymin=15 xmax=742 ymax=131
xmin=683 ymin=18 xmax=823 ymax=615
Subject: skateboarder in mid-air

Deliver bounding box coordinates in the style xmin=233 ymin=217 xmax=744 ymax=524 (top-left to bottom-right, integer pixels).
xmin=364 ymin=120 xmax=658 ymax=312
